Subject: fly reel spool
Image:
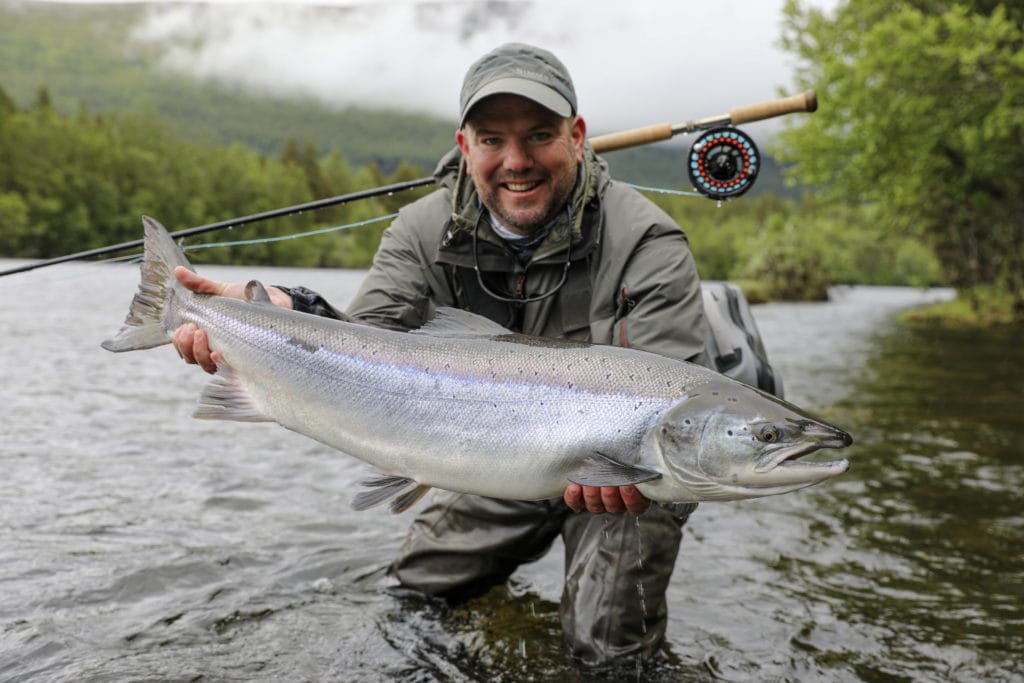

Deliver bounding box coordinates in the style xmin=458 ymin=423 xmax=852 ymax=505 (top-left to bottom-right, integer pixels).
xmin=687 ymin=127 xmax=760 ymax=200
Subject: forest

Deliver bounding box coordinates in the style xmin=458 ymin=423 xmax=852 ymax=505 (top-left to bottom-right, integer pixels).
xmin=1 ymin=0 xmax=1020 ymax=321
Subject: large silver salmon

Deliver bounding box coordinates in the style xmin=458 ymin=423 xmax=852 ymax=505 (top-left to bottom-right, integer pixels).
xmin=103 ymin=217 xmax=852 ymax=512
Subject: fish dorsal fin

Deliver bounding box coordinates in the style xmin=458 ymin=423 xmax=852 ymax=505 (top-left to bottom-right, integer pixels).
xmin=245 ymin=280 xmax=274 ymax=304
xmin=410 ymin=307 xmax=513 ymax=338
xmin=567 ymin=453 xmax=662 ymax=488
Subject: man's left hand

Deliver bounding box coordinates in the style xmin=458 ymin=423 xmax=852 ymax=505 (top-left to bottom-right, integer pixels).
xmin=563 ymin=484 xmax=651 ymax=515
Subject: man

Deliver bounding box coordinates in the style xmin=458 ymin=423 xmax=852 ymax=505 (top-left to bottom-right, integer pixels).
xmin=172 ymin=42 xmax=707 ymax=666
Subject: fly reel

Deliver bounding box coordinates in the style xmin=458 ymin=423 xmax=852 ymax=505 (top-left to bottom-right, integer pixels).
xmin=687 ymin=127 xmax=759 ymax=200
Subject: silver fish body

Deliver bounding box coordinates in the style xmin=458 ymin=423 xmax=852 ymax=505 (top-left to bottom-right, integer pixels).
xmin=103 ymin=217 xmax=852 ymax=512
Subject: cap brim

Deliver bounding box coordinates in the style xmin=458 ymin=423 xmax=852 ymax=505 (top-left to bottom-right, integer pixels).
xmin=461 ymin=77 xmax=573 ymax=124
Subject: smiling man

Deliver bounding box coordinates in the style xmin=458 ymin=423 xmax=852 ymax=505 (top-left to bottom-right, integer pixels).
xmin=172 ymin=43 xmax=708 ymax=668
xmin=457 ymin=92 xmax=583 ymax=234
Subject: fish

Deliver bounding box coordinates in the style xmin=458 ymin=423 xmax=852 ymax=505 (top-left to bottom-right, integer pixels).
xmin=102 ymin=216 xmax=852 ymax=513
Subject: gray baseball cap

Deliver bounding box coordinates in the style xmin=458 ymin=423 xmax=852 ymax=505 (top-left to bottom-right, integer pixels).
xmin=459 ymin=43 xmax=577 ymax=125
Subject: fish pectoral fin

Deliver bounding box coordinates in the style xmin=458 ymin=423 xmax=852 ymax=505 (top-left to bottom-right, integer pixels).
xmin=191 ymin=361 xmax=273 ymax=423
xmin=352 ymin=475 xmax=432 ymax=514
xmin=568 ymin=454 xmax=662 ymax=488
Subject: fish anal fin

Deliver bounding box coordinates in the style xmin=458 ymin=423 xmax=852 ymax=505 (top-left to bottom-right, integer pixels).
xmin=192 ymin=361 xmax=273 ymax=423
xmin=568 ymin=453 xmax=662 ymax=488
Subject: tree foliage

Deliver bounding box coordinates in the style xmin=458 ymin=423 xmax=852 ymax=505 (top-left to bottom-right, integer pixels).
xmin=0 ymin=88 xmax=431 ymax=268
xmin=776 ymin=0 xmax=1024 ymax=315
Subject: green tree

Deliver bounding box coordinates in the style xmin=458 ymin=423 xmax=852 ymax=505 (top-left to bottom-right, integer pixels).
xmin=777 ymin=1 xmax=1024 ymax=316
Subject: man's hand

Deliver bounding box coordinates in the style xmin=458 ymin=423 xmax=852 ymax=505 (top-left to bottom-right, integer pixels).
xmin=171 ymin=266 xmax=291 ymax=373
xmin=564 ymin=484 xmax=651 ymax=515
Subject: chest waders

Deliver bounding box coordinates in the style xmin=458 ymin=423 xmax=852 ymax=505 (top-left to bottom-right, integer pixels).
xmin=391 ymin=202 xmax=698 ymax=668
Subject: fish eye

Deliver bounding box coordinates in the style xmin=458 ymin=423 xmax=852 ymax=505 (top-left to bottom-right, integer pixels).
xmin=759 ymin=426 xmax=780 ymax=443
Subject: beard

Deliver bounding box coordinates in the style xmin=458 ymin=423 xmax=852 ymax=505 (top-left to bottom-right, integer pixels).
xmin=478 ymin=168 xmax=578 ymax=235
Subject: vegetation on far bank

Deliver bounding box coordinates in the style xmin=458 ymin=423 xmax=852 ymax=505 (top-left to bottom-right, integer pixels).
xmin=898 ymin=285 xmax=1020 ymax=327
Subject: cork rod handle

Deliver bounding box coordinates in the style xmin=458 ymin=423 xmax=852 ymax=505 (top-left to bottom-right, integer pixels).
xmin=589 ymin=123 xmax=674 ymax=154
xmin=588 ymin=91 xmax=818 ymax=154
xmin=729 ymin=91 xmax=817 ymax=125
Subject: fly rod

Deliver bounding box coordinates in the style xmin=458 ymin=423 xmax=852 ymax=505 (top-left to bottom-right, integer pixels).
xmin=588 ymin=90 xmax=817 ymax=153
xmin=1 ymin=90 xmax=816 ymax=278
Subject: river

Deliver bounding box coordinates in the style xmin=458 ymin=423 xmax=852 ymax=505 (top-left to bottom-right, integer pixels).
xmin=1 ymin=260 xmax=1020 ymax=682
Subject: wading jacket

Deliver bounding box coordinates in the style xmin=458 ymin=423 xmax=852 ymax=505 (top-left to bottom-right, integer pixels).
xmin=291 ymin=146 xmax=707 ymax=365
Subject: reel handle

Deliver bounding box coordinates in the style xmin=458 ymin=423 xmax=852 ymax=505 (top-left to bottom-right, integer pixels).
xmin=729 ymin=90 xmax=818 ymax=125
xmin=588 ymin=90 xmax=818 ymax=153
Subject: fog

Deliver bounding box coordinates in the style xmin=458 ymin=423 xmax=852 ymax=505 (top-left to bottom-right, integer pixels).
xmin=113 ymin=0 xmax=838 ymax=137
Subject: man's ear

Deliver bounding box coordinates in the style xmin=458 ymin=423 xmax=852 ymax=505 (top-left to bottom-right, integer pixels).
xmin=571 ymin=116 xmax=587 ymax=162
xmin=456 ymin=128 xmax=470 ymax=158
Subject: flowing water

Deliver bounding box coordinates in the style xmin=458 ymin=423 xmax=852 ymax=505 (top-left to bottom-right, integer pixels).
xmin=1 ymin=261 xmax=1021 ymax=682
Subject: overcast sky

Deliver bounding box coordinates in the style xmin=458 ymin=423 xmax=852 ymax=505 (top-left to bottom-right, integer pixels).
xmin=70 ymin=0 xmax=839 ymax=138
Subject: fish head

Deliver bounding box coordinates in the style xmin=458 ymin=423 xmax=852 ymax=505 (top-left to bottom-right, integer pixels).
xmin=638 ymin=383 xmax=852 ymax=502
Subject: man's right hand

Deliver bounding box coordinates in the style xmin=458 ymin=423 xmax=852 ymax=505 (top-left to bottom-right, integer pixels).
xmin=170 ymin=266 xmax=291 ymax=374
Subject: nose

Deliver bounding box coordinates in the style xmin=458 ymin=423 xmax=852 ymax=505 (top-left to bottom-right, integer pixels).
xmin=502 ymin=140 xmax=533 ymax=173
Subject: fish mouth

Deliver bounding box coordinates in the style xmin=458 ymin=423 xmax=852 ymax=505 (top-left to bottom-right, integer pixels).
xmin=753 ymin=425 xmax=853 ymax=475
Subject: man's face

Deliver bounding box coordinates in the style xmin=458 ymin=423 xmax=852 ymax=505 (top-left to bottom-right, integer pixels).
xmin=457 ymin=94 xmax=586 ymax=236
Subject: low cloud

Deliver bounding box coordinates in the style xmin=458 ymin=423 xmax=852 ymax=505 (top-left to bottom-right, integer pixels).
xmin=129 ymin=0 xmax=829 ymax=138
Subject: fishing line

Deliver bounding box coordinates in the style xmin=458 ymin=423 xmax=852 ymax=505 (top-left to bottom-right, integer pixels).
xmin=627 ymin=184 xmax=705 ymax=198
xmin=179 ymin=212 xmax=398 ymax=251
xmin=0 ymin=213 xmax=398 ymax=291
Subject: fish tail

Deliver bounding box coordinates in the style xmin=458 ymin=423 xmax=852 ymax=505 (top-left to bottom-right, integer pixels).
xmin=101 ymin=216 xmax=194 ymax=352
